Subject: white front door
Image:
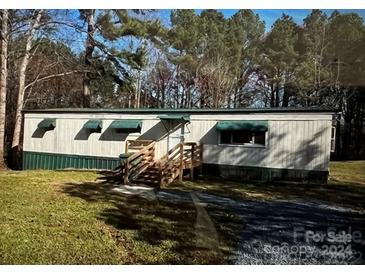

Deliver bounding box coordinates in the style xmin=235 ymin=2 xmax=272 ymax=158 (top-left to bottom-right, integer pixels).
xmin=168 ymin=125 xmax=182 ymax=151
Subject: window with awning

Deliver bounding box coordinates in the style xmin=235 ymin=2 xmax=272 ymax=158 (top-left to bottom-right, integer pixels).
xmin=38 ymin=118 xmax=56 ymax=131
xmin=109 ymin=120 xmax=142 ymax=133
xmin=83 ymin=119 xmax=102 ymax=132
xmin=217 ymin=120 xmax=268 ymax=146
xmin=216 ymin=120 xmax=268 ymax=132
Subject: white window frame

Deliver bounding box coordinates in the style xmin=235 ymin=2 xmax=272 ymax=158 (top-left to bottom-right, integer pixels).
xmin=330 ymin=126 xmax=336 ymax=152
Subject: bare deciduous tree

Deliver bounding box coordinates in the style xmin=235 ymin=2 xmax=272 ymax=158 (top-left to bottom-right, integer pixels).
xmin=81 ymin=9 xmax=96 ymax=108
xmin=0 ymin=9 xmax=9 ymax=168
xmin=11 ymin=9 xmax=44 ymax=166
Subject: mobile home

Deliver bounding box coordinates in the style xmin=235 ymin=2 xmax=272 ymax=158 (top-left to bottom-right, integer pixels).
xmin=22 ymin=108 xmax=336 ymax=183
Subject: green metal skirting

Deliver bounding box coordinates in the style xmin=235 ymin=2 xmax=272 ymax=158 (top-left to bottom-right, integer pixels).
xmin=22 ymin=151 xmax=120 ymax=170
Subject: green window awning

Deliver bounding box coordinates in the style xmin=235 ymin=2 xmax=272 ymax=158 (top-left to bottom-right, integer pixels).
xmin=38 ymin=118 xmax=56 ymax=130
xmin=83 ymin=119 xmax=102 ymax=130
xmin=216 ymin=120 xmax=268 ymax=132
xmin=109 ymin=120 xmax=142 ymax=131
xmin=157 ymin=114 xmax=190 ymax=122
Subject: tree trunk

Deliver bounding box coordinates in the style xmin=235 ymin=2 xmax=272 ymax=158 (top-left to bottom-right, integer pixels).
xmin=270 ymin=83 xmax=275 ymax=107
xmin=83 ymin=10 xmax=96 ymax=108
xmin=135 ymin=73 xmax=141 ymax=109
xmin=11 ymin=10 xmax=43 ymax=168
xmin=0 ymin=10 xmax=9 ymax=168
xmin=282 ymin=85 xmax=290 ymax=107
xmin=161 ymin=80 xmax=165 ymax=108
xmin=275 ymin=83 xmax=280 ymax=107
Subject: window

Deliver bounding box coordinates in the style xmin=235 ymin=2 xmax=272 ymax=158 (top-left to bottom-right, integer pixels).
xmin=232 ymin=130 xmax=252 ymax=144
xmin=331 ymin=126 xmax=336 ymax=152
xmin=220 ymin=131 xmax=233 ymax=144
xmin=254 ymin=131 xmax=266 ymax=145
xmin=219 ymin=130 xmax=266 ymax=146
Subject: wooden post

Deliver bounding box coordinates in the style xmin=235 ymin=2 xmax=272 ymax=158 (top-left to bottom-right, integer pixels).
xmin=151 ymin=144 xmax=155 ymax=161
xmin=178 ymin=123 xmax=186 ymax=183
xmin=158 ymin=160 xmax=163 ymax=187
xmin=190 ymin=143 xmax=195 ymax=181
xmin=178 ymin=142 xmax=184 ymax=183
xmin=199 ymin=143 xmax=203 ymax=175
xmin=123 ymin=158 xmax=129 ymax=185
xmin=125 ymin=140 xmax=129 ymax=154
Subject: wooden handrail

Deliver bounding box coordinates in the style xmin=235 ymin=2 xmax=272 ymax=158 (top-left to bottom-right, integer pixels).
xmin=158 ymin=142 xmax=183 ymax=186
xmin=158 ymin=142 xmax=204 ymax=186
xmin=159 ymin=142 xmax=181 ymax=166
xmin=123 ymin=141 xmax=156 ymax=184
xmin=126 ymin=139 xmax=154 ymax=154
xmin=122 ymin=140 xmax=203 ymax=186
xmin=128 ymin=141 xmax=155 ymax=162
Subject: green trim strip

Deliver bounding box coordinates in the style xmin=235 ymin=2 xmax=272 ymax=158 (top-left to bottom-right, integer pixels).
xmin=23 ymin=107 xmax=337 ymax=114
xmin=216 ymin=120 xmax=268 ymax=131
xmin=84 ymin=119 xmax=102 ymax=130
xmin=22 ymin=151 xmax=120 ymax=170
xmin=158 ymin=114 xmax=190 ymax=121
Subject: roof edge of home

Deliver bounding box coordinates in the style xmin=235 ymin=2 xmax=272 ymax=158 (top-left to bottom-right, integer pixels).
xmin=22 ymin=107 xmax=338 ymax=114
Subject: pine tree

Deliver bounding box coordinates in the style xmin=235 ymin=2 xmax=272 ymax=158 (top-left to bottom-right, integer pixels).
xmin=79 ymin=10 xmax=163 ymax=108
xmin=260 ymin=14 xmax=300 ymax=107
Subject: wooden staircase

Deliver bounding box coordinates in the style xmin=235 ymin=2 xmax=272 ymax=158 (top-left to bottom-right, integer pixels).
xmin=131 ymin=163 xmax=161 ymax=185
xmin=119 ymin=140 xmax=203 ymax=187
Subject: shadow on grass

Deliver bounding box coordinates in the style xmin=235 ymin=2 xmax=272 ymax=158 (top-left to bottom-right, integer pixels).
xmin=59 ymin=173 xmax=365 ymax=264
xmin=60 ymin=175 xmax=244 ymax=264
xmin=173 ymin=177 xmax=365 ymax=211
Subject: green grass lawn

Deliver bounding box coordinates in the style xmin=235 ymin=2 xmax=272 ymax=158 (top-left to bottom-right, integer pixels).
xmin=0 ymin=161 xmax=364 ymax=264
xmin=329 ymin=161 xmax=365 ymax=185
xmin=0 ymin=171 xmax=126 ymax=264
xmin=0 ymin=170 xmax=237 ymax=264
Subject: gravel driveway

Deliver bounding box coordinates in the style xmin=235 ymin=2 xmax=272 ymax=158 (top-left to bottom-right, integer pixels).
xmin=156 ymin=189 xmax=365 ymax=264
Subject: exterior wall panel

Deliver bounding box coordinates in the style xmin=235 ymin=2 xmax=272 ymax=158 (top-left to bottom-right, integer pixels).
xmin=201 ymin=119 xmax=332 ymax=172
xmin=23 ymin=116 xmax=167 ymax=158
xmin=23 ymin=112 xmax=333 ymax=172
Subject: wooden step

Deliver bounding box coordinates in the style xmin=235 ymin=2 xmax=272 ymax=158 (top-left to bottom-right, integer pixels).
xmin=141 ymin=168 xmax=159 ymax=173
xmin=133 ymin=179 xmax=160 ymax=185
xmin=136 ymin=174 xmax=160 ymax=180
xmin=133 ymin=177 xmax=160 ymax=182
xmin=139 ymin=170 xmax=160 ymax=175
xmin=129 ymin=164 xmax=161 ymax=184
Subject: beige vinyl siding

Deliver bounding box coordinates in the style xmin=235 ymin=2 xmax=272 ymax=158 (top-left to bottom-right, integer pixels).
xmin=23 ymin=112 xmax=332 ymax=171
xmin=23 ymin=116 xmax=168 ymax=159
xmin=201 ymin=119 xmax=332 ymax=171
